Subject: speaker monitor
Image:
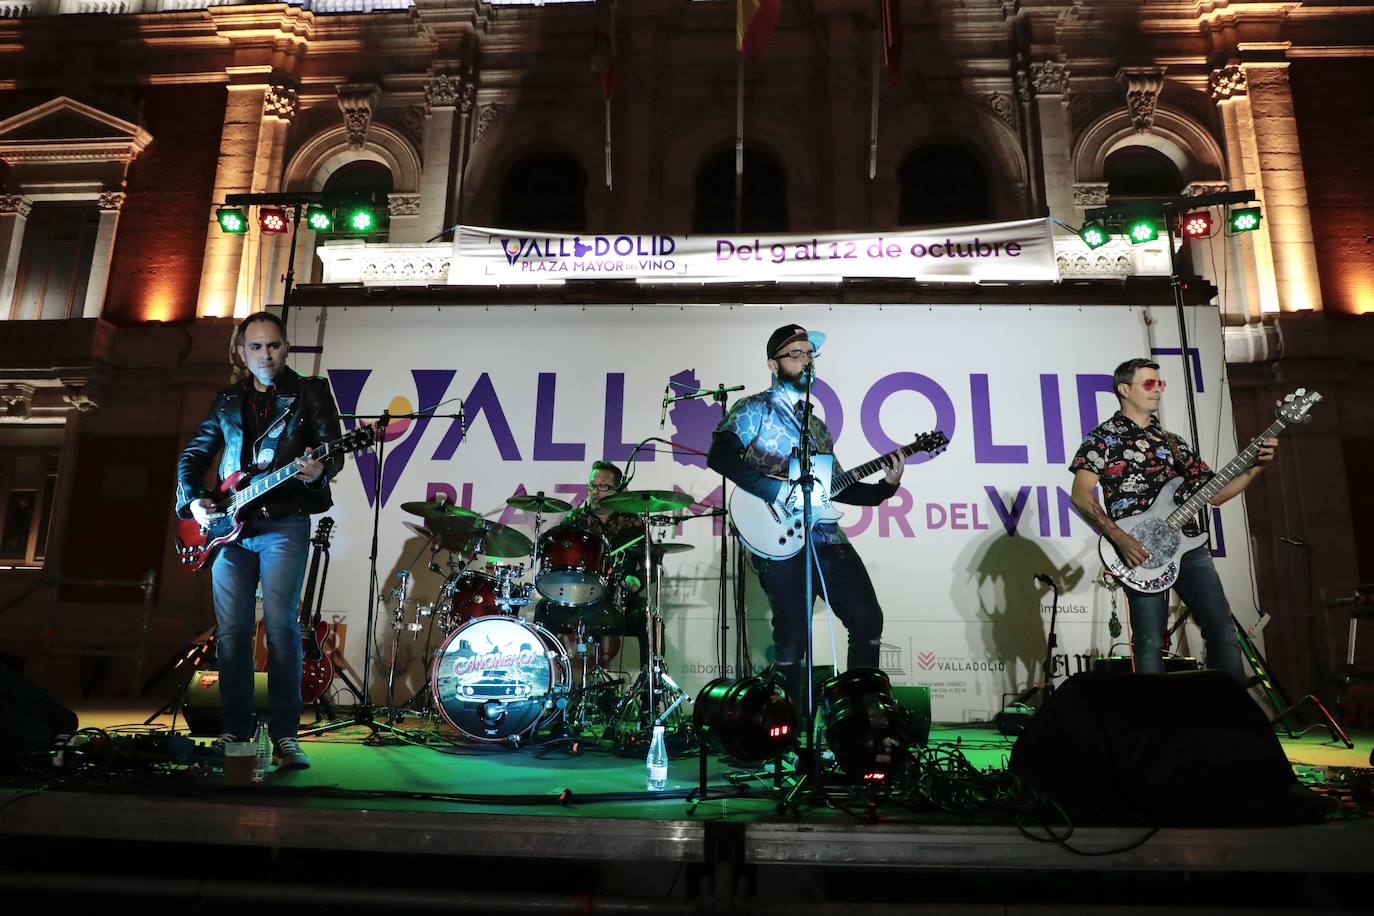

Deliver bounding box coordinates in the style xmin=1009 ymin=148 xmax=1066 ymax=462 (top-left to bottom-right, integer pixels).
xmin=0 ymin=662 xmax=78 ymax=769
xmin=181 ymin=670 xmax=271 ymax=737
xmin=1009 ymin=670 xmax=1298 ymax=824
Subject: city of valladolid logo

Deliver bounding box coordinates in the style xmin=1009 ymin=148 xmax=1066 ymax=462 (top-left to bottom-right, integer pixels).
xmin=914 ymin=651 xmax=1006 ymax=673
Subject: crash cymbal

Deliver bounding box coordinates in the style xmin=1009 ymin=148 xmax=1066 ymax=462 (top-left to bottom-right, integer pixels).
xmin=428 ymin=516 xmax=533 ymax=559
xmin=400 ymin=499 xmax=481 ymax=522
xmin=505 ymin=493 xmax=573 ymax=513
xmin=403 ymin=521 xmax=435 ymax=542
xmin=599 ymin=489 xmax=694 ymax=514
xmin=653 ymin=541 xmax=695 ymax=554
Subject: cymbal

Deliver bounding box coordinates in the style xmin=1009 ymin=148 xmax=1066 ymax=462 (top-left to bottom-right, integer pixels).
xmin=428 ymin=516 xmax=533 ymax=558
xmin=505 ymin=493 xmax=573 ymax=513
xmin=400 ymin=499 xmax=480 ymax=522
xmin=403 ymin=521 xmax=435 ymax=542
xmin=599 ymin=489 xmax=694 ymax=514
xmin=653 ymin=542 xmax=695 ymax=554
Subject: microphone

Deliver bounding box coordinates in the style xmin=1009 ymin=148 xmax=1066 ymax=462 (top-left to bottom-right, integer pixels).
xmin=660 ymin=384 xmax=671 ymax=429
xmin=1034 ymin=573 xmax=1057 ymax=589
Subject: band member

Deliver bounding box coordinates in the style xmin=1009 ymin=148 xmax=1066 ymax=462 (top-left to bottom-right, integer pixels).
xmin=1069 ymin=357 xmax=1276 ymax=683
xmin=535 ymin=460 xmax=649 ymax=661
xmin=176 ymin=312 xmax=342 ymax=769
xmin=708 ymin=324 xmax=904 ymax=711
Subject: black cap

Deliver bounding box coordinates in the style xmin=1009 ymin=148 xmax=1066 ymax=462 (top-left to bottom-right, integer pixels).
xmin=766 ymin=324 xmax=826 ymax=359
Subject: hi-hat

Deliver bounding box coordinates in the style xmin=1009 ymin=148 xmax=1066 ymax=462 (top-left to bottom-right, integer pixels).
xmin=653 ymin=542 xmax=695 ymax=554
xmin=599 ymin=489 xmax=694 ymax=514
xmin=428 ymin=516 xmax=533 ymax=558
xmin=505 ymin=493 xmax=573 ymax=513
xmin=400 ymin=499 xmax=480 ymax=522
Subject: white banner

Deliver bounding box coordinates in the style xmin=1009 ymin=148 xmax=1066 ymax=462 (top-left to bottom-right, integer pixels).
xmin=450 ymin=219 xmax=1059 ymax=285
xmin=287 ymin=302 xmax=1260 ymax=722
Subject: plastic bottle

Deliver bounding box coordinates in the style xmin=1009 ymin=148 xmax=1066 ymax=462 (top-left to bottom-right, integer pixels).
xmin=646 ymin=724 xmax=668 ymax=791
xmin=252 ymin=722 xmax=271 ymax=783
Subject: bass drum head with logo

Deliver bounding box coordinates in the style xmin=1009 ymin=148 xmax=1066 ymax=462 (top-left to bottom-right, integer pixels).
xmin=431 ymin=616 xmax=570 ymax=743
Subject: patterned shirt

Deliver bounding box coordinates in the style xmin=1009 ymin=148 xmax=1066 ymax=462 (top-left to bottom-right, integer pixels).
xmin=715 ymin=383 xmax=846 ymax=545
xmin=1069 ymin=412 xmax=1214 ymax=529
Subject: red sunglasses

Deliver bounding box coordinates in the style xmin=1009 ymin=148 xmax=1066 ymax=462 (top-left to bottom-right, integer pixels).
xmin=1141 ymin=378 xmax=1168 ymax=392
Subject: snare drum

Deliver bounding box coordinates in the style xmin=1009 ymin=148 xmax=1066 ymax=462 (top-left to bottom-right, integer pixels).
xmin=431 ymin=616 xmax=570 ymax=743
xmin=535 ymin=526 xmax=610 ymax=606
xmin=436 ymin=570 xmax=512 ymax=630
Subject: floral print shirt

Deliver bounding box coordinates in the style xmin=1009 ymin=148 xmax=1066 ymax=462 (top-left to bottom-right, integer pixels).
xmin=1069 ymin=411 xmax=1214 ymax=530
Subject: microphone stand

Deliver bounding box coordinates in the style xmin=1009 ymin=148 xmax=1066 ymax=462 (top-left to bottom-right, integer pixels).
xmin=299 ymin=405 xmax=464 ymax=746
xmin=784 ymin=364 xmax=823 ymax=809
xmin=663 ymin=382 xmax=745 ymax=677
xmin=1010 ymin=576 xmax=1060 ymax=708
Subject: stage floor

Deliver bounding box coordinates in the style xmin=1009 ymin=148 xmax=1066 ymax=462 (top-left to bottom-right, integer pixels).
xmin=3 ymin=702 xmax=1373 ymax=911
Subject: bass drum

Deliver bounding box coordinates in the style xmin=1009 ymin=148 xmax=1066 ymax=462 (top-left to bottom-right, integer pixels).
xmin=431 ymin=616 xmax=570 ymax=744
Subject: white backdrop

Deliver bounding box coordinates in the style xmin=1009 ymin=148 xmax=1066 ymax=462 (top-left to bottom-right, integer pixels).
xmin=287 ymin=302 xmax=1263 ymax=722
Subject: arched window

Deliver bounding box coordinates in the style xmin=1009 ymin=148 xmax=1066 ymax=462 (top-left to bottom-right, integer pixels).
xmin=496 ymin=152 xmax=587 ymax=232
xmin=693 ymin=147 xmax=789 ymax=234
xmin=308 ymin=160 xmax=394 ymax=282
xmin=897 ymin=144 xmax=993 ymax=226
xmin=1104 ymin=147 xmax=1182 ymax=199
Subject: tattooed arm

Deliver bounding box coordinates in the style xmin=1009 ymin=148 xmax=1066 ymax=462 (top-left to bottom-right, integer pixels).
xmin=1070 ymin=469 xmax=1149 ymax=567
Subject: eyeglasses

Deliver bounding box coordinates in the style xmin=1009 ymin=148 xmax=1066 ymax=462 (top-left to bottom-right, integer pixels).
xmin=1140 ymin=379 xmax=1167 ymax=392
xmin=589 ymin=483 xmax=617 ymax=492
xmin=773 ymin=349 xmax=818 ymax=361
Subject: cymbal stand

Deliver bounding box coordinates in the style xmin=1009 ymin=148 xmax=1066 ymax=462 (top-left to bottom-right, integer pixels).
xmin=382 ymin=570 xmax=414 ymax=712
xmin=564 ymin=620 xmax=625 ymax=740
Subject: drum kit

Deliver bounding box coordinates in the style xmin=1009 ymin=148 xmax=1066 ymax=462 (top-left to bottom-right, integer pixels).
xmin=385 ymin=490 xmax=699 ymax=749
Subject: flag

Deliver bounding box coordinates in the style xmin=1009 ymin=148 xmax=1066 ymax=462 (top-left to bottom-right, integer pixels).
xmin=880 ymin=0 xmax=902 ymax=86
xmin=737 ymin=0 xmax=781 ymax=60
xmin=592 ymin=0 xmax=618 ymax=98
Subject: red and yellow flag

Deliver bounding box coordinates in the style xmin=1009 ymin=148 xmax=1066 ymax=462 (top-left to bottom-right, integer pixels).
xmin=737 ymin=0 xmax=781 ymax=60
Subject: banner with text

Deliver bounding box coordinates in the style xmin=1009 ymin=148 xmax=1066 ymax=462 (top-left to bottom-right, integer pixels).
xmin=287 ymin=302 xmax=1259 ymax=722
xmin=450 ymin=219 xmax=1058 ymax=285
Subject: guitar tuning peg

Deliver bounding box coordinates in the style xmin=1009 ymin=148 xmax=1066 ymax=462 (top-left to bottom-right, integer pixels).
xmin=1296 ymin=388 xmax=1306 ymax=395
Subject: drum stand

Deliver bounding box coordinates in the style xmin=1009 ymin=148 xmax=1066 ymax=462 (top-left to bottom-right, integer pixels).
xmin=558 ymin=620 xmax=625 ymax=741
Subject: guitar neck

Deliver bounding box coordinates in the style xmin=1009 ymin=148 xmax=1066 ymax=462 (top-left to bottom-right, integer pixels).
xmin=1169 ymin=417 xmax=1286 ymax=524
xmin=225 ymin=440 xmax=341 ymax=514
xmin=831 ymin=444 xmax=914 ymax=495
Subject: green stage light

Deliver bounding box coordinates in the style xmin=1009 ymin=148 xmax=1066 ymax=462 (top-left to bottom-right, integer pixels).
xmin=216 ymin=206 xmax=248 ymax=234
xmin=344 ymin=206 xmax=376 ymax=233
xmin=305 ymin=206 xmax=333 ymax=232
xmin=1078 ymin=221 xmax=1111 ymax=250
xmin=1228 ymin=207 xmax=1263 ymax=233
xmin=1126 ymin=217 xmax=1158 ymax=245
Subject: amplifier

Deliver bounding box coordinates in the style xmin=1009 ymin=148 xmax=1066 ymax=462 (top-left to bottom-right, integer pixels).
xmin=1092 ymin=655 xmax=1202 ymax=674
xmin=181 ymin=670 xmax=271 ymax=736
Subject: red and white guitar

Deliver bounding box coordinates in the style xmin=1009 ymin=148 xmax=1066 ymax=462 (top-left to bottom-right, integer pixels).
xmin=1099 ymin=389 xmax=1320 ymax=593
xmin=729 ymin=430 xmax=949 ymax=560
xmin=174 ymin=425 xmax=375 ymax=573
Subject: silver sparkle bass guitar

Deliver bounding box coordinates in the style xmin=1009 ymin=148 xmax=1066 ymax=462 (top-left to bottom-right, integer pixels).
xmin=1099 ymin=389 xmax=1321 ymax=593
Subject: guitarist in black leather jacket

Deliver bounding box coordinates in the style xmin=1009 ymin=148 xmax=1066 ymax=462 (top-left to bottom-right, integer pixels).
xmin=175 ymin=311 xmax=342 ymax=769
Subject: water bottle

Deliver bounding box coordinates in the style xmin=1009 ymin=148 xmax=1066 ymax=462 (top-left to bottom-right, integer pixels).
xmin=252 ymin=722 xmax=271 ymax=783
xmin=646 ymin=725 xmax=668 ymax=791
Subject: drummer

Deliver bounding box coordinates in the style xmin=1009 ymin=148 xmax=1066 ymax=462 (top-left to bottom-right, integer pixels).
xmin=534 ymin=461 xmax=648 ymax=659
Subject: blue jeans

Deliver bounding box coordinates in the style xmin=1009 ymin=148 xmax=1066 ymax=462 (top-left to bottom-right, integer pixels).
xmin=751 ymin=542 xmax=884 ymax=671
xmin=1124 ymin=545 xmax=1244 ymax=685
xmin=210 ymin=516 xmax=310 ymax=740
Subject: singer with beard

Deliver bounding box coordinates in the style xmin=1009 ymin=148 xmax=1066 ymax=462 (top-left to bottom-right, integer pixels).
xmin=707 ymin=324 xmax=904 ymax=711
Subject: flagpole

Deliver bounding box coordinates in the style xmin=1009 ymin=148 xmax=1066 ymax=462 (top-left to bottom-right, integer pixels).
xmin=869 ymin=26 xmax=880 ymax=180
xmin=735 ymin=52 xmax=744 ymax=233
xmin=604 ymin=96 xmax=613 ymax=190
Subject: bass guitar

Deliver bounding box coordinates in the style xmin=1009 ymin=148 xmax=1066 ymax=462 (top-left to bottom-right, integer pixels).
xmin=1099 ymin=388 xmax=1321 ymax=593
xmin=729 ymin=430 xmax=949 ymax=560
xmin=299 ymin=517 xmax=335 ymax=704
xmin=174 ymin=424 xmax=375 ymax=573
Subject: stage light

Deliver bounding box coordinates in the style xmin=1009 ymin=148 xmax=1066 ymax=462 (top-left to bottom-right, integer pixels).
xmin=819 ymin=668 xmax=915 ymax=783
xmin=305 ymin=206 xmax=333 ymax=232
xmin=215 ymin=206 xmax=248 ymax=234
xmin=1179 ymin=211 xmax=1213 ymax=238
xmin=1078 ymin=221 xmax=1111 ymax=250
xmin=258 ymin=207 xmax=289 ymax=234
xmin=693 ymin=674 xmax=798 ymax=762
xmin=343 ymin=205 xmax=377 ymax=233
xmin=1228 ymin=207 xmax=1263 ymax=233
xmin=1125 ymin=217 xmax=1159 ymax=245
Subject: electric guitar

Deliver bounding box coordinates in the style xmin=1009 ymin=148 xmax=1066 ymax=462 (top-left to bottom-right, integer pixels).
xmin=1099 ymin=389 xmax=1321 ymax=593
xmin=299 ymin=517 xmax=335 ymax=703
xmin=174 ymin=424 xmax=375 ymax=573
xmin=730 ymin=430 xmax=949 ymax=560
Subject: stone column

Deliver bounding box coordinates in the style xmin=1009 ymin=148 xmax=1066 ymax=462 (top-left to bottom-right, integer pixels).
xmin=0 ymin=194 xmax=31 ymax=318
xmin=84 ymin=191 xmax=125 ymax=318
xmin=1029 ymin=62 xmax=1075 ymax=227
xmin=256 ymin=84 xmax=297 ymax=310
xmin=1213 ymin=66 xmax=1274 ymax=316
xmin=195 ymin=66 xmax=277 ymax=319
xmin=419 ymin=73 xmax=459 ymax=241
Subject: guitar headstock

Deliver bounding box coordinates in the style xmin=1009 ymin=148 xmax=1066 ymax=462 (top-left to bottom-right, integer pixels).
xmin=312 ymin=516 xmax=335 ymax=548
xmin=339 ymin=423 xmax=379 ymax=454
xmin=912 ymin=430 xmax=950 ymax=457
xmin=1276 ymin=388 xmax=1322 ymax=426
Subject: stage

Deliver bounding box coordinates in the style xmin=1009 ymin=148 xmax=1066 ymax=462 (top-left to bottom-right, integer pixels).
xmin=2 ymin=702 xmax=1372 ymax=913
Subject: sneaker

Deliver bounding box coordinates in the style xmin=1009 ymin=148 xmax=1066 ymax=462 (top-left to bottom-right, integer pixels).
xmin=211 ymin=733 xmax=246 ymax=750
xmin=272 ymin=736 xmax=311 ymax=770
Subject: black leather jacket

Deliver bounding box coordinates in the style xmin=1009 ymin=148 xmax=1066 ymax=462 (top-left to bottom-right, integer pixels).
xmin=176 ymin=367 xmax=343 ymax=520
